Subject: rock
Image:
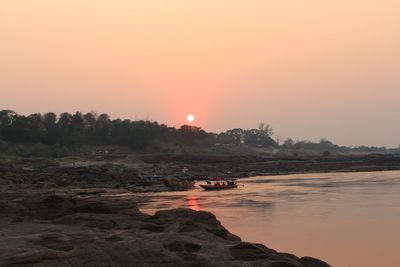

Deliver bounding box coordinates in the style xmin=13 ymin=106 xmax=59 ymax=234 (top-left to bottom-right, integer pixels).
xmin=229 ymin=242 xmax=276 ymax=261
xmin=0 ymin=200 xmax=21 ymax=218
xmin=13 ymin=194 xmax=143 ymax=221
xmin=150 ymin=208 xmax=240 ymax=241
xmin=300 ymin=256 xmax=331 ymax=267
xmin=206 ymin=227 xmax=235 ymax=240
xmin=278 ymin=253 xmax=300 ymax=261
xmin=54 ymin=213 xmax=117 ymax=229
xmin=31 ymin=233 xmax=74 ymax=252
xmin=184 ymin=242 xmax=201 ymax=253
xmin=141 ymin=223 xmax=165 ymax=233
xmin=40 ymin=195 xmax=75 ymax=219
xmin=164 ymin=241 xmax=184 ymax=252
xmin=2 ymin=248 xmax=70 ymax=266
xmin=268 ymin=262 xmax=303 ymax=267
xmin=163 ymin=241 xmax=201 ymax=253
xmin=151 ymin=208 xmax=218 ymax=225
xmin=268 ymin=253 xmax=304 ymax=266
xmin=0 ymin=191 xmax=330 ymax=267
xmin=178 ymin=220 xmax=198 ymax=232
xmin=19 ymin=194 xmax=75 ymax=220
xmin=11 ymin=217 xmax=23 ymax=223
xmin=105 ymin=234 xmax=124 ymax=242
xmin=73 ymin=197 xmax=141 ymax=215
xmin=177 ymin=251 xmax=198 ymax=262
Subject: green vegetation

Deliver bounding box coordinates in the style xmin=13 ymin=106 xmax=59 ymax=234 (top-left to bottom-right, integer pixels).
xmin=0 ymin=110 xmax=275 ymax=157
xmin=0 ymin=110 xmax=398 ymax=158
xmin=281 ymin=138 xmax=396 ymax=154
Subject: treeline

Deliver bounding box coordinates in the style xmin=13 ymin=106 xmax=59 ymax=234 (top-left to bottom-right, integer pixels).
xmin=282 ymin=138 xmax=398 ymax=154
xmin=0 ymin=110 xmax=276 ymax=153
xmin=1 ymin=110 xmax=397 ymax=157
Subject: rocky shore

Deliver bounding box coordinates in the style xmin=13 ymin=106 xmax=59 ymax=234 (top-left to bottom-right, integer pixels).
xmin=0 ymin=193 xmax=330 ymax=267
xmin=2 ymin=153 xmax=400 ymax=190
xmin=2 ymin=153 xmax=395 ymax=266
xmin=138 ymin=153 xmax=400 ymax=179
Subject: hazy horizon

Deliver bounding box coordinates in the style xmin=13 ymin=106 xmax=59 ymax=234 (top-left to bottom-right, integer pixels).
xmin=1 ymin=1 xmax=399 ymax=147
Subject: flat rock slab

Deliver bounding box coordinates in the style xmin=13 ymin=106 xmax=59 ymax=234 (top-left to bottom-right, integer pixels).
xmin=0 ymin=194 xmax=331 ymax=267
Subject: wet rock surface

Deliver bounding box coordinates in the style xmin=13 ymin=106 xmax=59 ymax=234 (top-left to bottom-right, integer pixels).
xmin=0 ymin=193 xmax=331 ymax=267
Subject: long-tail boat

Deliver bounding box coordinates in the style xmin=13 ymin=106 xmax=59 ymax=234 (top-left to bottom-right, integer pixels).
xmin=199 ymin=178 xmax=238 ymax=191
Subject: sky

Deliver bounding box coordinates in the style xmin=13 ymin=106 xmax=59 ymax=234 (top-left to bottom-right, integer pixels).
xmin=1 ymin=1 xmax=399 ymax=147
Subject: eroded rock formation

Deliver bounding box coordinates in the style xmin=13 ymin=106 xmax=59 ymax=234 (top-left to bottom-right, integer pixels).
xmin=0 ymin=194 xmax=330 ymax=267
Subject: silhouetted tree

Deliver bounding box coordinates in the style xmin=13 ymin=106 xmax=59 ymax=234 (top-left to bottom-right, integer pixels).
xmin=1 ymin=109 xmax=392 ymax=155
xmin=0 ymin=110 xmax=17 ymax=140
xmin=223 ymin=128 xmax=245 ymax=145
xmin=43 ymin=112 xmax=58 ymax=144
xmin=94 ymin=113 xmax=111 ymax=144
xmin=26 ymin=113 xmax=46 ymax=143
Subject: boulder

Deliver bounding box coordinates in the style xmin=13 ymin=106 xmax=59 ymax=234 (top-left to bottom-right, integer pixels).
xmin=150 ymin=208 xmax=240 ymax=241
xmin=73 ymin=197 xmax=141 ymax=216
xmin=229 ymin=242 xmax=276 ymax=261
xmin=0 ymin=195 xmax=331 ymax=267
xmin=300 ymin=256 xmax=331 ymax=267
xmin=268 ymin=262 xmax=303 ymax=267
xmin=20 ymin=194 xmax=75 ymax=220
xmin=183 ymin=242 xmax=201 ymax=253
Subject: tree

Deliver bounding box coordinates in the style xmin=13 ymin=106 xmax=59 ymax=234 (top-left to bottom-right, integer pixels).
xmin=43 ymin=112 xmax=58 ymax=144
xmin=176 ymin=125 xmax=209 ymax=146
xmin=243 ymin=125 xmax=276 ymax=147
xmin=282 ymin=138 xmax=295 ymax=148
xmin=58 ymin=112 xmax=73 ymax=145
xmin=27 ymin=113 xmax=47 ymax=143
xmin=83 ymin=112 xmax=98 ymax=144
xmin=70 ymin=112 xmax=86 ymax=144
xmin=322 ymin=150 xmax=331 ymax=157
xmin=258 ymin=123 xmax=274 ymax=137
xmin=94 ymin=113 xmax=111 ymax=144
xmin=0 ymin=110 xmax=283 ymax=153
xmin=216 ymin=132 xmax=236 ymax=144
xmin=224 ymin=128 xmax=245 ymax=145
xmin=0 ymin=110 xmax=18 ymax=140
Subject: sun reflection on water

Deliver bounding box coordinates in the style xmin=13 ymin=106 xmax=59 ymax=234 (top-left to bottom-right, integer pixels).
xmin=187 ymin=195 xmax=200 ymax=211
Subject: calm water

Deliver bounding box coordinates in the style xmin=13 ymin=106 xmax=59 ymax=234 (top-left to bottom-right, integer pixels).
xmin=135 ymin=171 xmax=400 ymax=267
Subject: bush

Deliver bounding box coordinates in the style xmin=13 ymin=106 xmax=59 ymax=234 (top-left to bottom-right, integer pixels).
xmin=50 ymin=144 xmax=70 ymax=158
xmin=322 ymin=150 xmax=331 ymax=157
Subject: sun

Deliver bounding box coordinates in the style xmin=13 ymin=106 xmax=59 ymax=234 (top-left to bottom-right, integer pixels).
xmin=186 ymin=114 xmax=195 ymax=123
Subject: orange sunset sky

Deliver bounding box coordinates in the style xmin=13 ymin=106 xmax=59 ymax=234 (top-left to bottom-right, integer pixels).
xmin=1 ymin=1 xmax=399 ymax=147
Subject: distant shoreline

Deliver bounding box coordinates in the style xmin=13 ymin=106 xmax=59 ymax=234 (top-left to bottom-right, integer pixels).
xmin=235 ymin=168 xmax=400 ymax=179
xmin=1 ymin=152 xmax=399 ymax=193
xmin=134 ymin=152 xmax=400 ymax=180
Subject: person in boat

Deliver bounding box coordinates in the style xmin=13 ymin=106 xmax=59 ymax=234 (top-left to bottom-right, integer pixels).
xmin=206 ymin=181 xmax=211 ymax=186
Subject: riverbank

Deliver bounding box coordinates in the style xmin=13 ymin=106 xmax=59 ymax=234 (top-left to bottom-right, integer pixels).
xmin=2 ymin=154 xmax=397 ymax=266
xmin=137 ymin=153 xmax=400 ymax=179
xmin=1 ymin=153 xmax=399 ymax=196
xmin=0 ymin=192 xmax=330 ymax=267
xmin=1 ymin=153 xmax=400 ymax=194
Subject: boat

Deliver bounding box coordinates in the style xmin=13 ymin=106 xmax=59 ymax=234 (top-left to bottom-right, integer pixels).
xmin=163 ymin=178 xmax=195 ymax=191
xmin=135 ymin=174 xmax=165 ymax=186
xmin=199 ymin=178 xmax=238 ymax=191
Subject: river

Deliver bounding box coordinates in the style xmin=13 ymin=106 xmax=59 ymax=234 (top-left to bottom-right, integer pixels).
xmin=135 ymin=171 xmax=400 ymax=267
